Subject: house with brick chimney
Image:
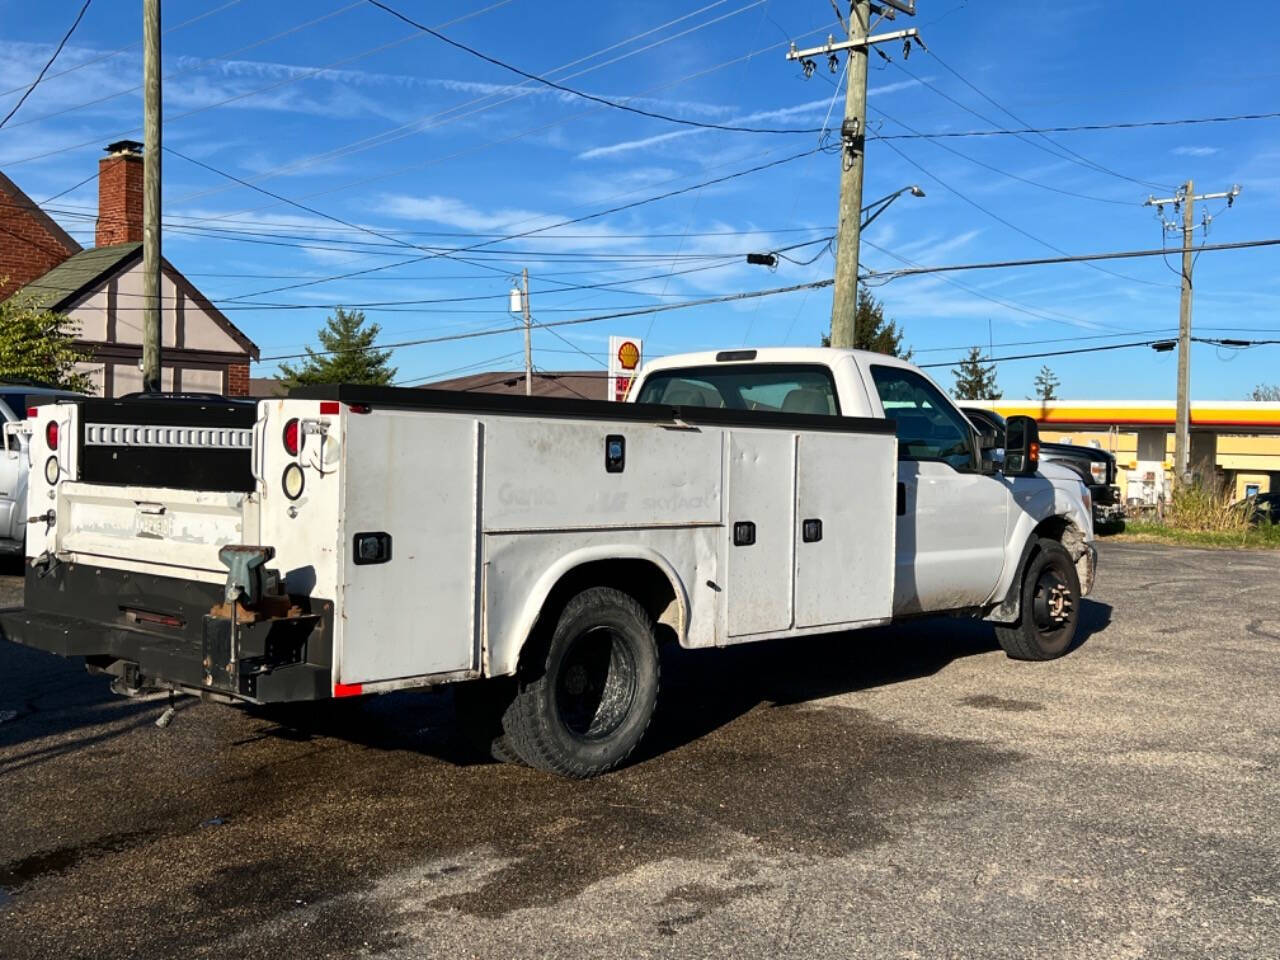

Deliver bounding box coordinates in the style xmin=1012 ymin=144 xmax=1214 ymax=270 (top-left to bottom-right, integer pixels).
xmin=0 ymin=141 xmax=258 ymax=397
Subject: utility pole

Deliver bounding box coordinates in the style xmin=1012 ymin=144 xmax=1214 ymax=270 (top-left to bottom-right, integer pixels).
xmin=142 ymin=0 xmax=162 ymax=393
xmin=786 ymin=1 xmax=921 ymax=348
xmin=522 ymin=268 xmax=532 ymax=396
xmin=1144 ymin=181 xmax=1241 ymax=483
xmin=829 ymin=0 xmax=870 ymax=349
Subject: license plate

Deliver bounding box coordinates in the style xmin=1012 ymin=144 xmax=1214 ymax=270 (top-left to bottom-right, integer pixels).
xmin=136 ymin=511 xmax=172 ymax=539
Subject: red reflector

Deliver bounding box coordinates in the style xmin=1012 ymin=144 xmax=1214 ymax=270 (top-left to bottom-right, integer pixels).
xmin=319 ymin=401 xmax=341 ymax=415
xmin=334 ymin=682 xmax=363 ymax=698
xmin=283 ymin=418 xmax=300 ymax=456
xmin=124 ymin=608 xmax=184 ymax=628
xmin=27 ymin=406 xmax=38 ymax=418
xmin=45 ymin=420 xmax=58 ymax=450
xmin=347 ymin=403 xmax=371 ymax=415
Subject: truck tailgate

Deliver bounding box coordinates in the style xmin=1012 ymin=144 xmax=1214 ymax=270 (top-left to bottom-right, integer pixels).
xmin=57 ymin=481 xmax=250 ymax=577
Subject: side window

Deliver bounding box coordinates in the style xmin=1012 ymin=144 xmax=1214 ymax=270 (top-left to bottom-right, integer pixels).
xmin=870 ymin=366 xmax=975 ymax=470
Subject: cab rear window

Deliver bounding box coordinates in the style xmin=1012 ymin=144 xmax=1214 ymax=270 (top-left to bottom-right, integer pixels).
xmin=635 ymin=364 xmax=840 ymax=416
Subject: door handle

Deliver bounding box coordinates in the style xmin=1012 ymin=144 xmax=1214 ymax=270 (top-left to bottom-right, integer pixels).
xmin=801 ymin=518 xmax=823 ymax=543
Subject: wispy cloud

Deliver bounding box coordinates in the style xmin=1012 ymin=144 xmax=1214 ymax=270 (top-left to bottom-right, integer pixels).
xmin=1172 ymin=145 xmax=1219 ymax=157
xmin=577 ymin=78 xmax=923 ymax=161
xmin=577 ymin=99 xmax=836 ymax=160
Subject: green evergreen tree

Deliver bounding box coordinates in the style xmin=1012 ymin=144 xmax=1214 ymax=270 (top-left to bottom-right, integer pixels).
xmin=1033 ymin=364 xmax=1060 ymax=400
xmin=279 ymin=307 xmax=397 ymax=388
xmin=0 ymin=282 xmax=93 ymax=392
xmin=951 ymin=346 xmax=1002 ymax=400
xmin=821 ymin=284 xmax=912 ymax=358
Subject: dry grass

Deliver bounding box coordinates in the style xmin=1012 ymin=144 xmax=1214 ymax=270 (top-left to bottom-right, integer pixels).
xmin=1165 ymin=481 xmax=1252 ymax=533
xmin=1104 ymin=480 xmax=1280 ymax=549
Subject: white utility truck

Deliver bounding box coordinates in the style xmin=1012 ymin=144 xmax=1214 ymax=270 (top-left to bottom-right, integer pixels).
xmin=1 ymin=348 xmax=1094 ymax=778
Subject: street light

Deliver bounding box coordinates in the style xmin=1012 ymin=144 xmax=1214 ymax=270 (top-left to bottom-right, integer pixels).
xmin=745 ymin=185 xmax=924 ymax=269
xmin=860 ymin=184 xmax=926 ymax=230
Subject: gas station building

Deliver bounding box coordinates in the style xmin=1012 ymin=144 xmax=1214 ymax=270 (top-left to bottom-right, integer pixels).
xmin=965 ymin=400 xmax=1280 ymax=504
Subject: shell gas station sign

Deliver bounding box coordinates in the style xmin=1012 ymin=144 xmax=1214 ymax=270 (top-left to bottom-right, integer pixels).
xmin=607 ymin=336 xmax=642 ymax=401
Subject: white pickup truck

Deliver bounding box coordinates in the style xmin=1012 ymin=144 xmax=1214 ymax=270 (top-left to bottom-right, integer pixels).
xmin=1 ymin=347 xmax=1093 ymax=778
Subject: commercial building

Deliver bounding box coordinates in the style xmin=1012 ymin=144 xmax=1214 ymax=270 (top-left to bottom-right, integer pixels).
xmin=970 ymin=400 xmax=1280 ymax=501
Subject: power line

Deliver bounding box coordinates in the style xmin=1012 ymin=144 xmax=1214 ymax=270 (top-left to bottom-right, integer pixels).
xmin=918 ymin=338 xmax=1166 ymax=368
xmin=873 ymin=73 xmax=1135 ymax=206
xmin=226 ymin=147 xmax=824 ymax=300
xmin=912 ymin=328 xmax=1178 ymax=356
xmin=902 ymin=53 xmax=1171 ymax=192
xmin=860 ymin=237 xmax=1107 ymax=331
xmin=868 ymin=109 xmax=1172 ymax=290
xmin=0 ymin=0 xmax=242 ymax=98
xmin=144 ymin=15 xmax=842 ymax=241
xmin=0 ymin=0 xmax=516 ymax=167
xmin=255 ymin=278 xmax=833 ymax=363
xmin=0 ymin=0 xmax=94 ymax=130
xmin=876 ymin=110 xmax=1280 ymax=141
xmin=918 ymin=334 xmax=1280 ymax=369
xmin=363 ymin=0 xmax=825 ymax=135
xmin=2 ymin=1 xmax=366 ymax=132
xmin=864 ymin=237 xmax=1280 ymax=281
xmin=172 ymin=0 xmax=768 ymax=209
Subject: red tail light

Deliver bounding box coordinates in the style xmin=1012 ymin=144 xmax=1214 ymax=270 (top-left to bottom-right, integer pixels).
xmin=45 ymin=420 xmax=59 ymax=450
xmin=283 ymin=418 xmax=301 ymax=456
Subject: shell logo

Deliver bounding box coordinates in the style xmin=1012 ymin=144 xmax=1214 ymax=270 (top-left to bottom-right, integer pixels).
xmin=617 ymin=340 xmax=641 ymax=371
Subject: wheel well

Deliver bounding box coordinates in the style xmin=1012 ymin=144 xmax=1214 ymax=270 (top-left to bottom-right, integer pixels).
xmin=1033 ymin=515 xmax=1086 ymax=560
xmin=988 ymin=515 xmax=1090 ymax=625
xmin=533 ymin=559 xmax=682 ymax=651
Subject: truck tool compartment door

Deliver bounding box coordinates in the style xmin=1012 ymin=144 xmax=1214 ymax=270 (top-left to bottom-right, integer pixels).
xmin=793 ymin=432 xmax=895 ymax=628
xmin=338 ymin=414 xmax=479 ymax=683
xmin=726 ymin=431 xmax=795 ymax=637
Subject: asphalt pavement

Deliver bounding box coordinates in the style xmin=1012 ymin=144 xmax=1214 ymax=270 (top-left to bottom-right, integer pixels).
xmin=0 ymin=542 xmax=1277 ymax=959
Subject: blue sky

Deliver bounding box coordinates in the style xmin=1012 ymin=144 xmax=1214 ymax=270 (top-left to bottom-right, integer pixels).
xmin=2 ymin=0 xmax=1278 ymax=398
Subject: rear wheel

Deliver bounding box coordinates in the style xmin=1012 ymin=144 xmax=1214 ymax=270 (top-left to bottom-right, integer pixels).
xmin=995 ymin=538 xmax=1081 ymax=661
xmin=502 ymin=586 xmax=659 ymax=778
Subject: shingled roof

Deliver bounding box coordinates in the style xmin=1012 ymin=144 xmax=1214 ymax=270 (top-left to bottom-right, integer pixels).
xmin=9 ymin=242 xmax=141 ymax=310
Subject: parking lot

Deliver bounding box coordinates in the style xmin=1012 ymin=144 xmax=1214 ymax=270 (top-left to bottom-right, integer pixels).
xmin=1 ymin=541 xmax=1277 ymax=959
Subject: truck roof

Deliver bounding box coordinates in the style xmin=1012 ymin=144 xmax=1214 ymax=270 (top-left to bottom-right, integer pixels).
xmin=638 ymin=346 xmax=916 ymax=376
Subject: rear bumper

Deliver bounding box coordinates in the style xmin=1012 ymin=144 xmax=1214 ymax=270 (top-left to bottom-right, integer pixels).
xmin=0 ymin=560 xmax=334 ymax=703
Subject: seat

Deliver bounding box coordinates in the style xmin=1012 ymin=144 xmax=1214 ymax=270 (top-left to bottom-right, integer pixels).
xmin=780 ymin=388 xmax=832 ymax=415
xmin=664 ymin=386 xmax=710 ymax=407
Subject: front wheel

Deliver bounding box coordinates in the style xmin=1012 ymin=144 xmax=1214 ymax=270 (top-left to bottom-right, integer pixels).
xmin=502 ymin=586 xmax=660 ymax=778
xmin=995 ymin=538 xmax=1082 ymax=661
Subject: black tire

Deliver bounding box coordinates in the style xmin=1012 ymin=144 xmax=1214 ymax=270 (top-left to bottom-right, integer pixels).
xmin=995 ymin=538 xmax=1082 ymax=661
xmin=502 ymin=586 xmax=659 ymax=778
xmin=453 ymin=679 xmax=522 ymax=764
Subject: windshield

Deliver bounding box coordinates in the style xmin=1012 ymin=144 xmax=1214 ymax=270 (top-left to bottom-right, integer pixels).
xmin=634 ymin=364 xmax=840 ymax=415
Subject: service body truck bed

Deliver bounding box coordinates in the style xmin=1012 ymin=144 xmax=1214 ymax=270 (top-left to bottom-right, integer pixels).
xmin=6 ymin=347 xmax=1094 ymax=778
xmin=4 ymin=388 xmax=898 ymax=775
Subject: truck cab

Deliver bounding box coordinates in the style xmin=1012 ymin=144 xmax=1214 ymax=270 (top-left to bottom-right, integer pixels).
xmin=629 ymin=347 xmax=1095 ymax=638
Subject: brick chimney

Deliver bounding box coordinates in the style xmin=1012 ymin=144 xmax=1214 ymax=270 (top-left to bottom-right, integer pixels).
xmin=96 ymin=139 xmax=144 ymax=247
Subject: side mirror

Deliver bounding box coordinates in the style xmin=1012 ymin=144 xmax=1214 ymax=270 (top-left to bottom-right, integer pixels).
xmin=1003 ymin=415 xmax=1040 ymax=476
xmin=977 ymin=427 xmax=1002 ymax=451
